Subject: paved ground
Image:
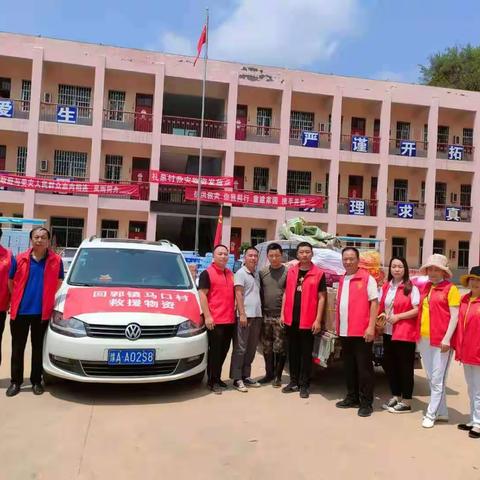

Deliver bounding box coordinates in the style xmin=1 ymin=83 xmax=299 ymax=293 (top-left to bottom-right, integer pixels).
xmin=0 ymin=335 xmax=479 ymax=480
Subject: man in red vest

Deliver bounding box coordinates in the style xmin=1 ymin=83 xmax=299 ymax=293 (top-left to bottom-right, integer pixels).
xmin=0 ymin=228 xmax=13 ymax=367
xmin=6 ymin=227 xmax=64 ymax=397
xmin=198 ymin=244 xmax=235 ymax=394
xmin=335 ymin=247 xmax=378 ymax=416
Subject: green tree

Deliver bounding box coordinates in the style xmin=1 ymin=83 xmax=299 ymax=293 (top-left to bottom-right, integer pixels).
xmin=420 ymin=44 xmax=480 ymax=91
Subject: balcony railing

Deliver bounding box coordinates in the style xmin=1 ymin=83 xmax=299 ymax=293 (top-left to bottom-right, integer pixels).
xmin=0 ymin=170 xmax=25 ymax=191
xmin=103 ymin=109 xmax=153 ymax=132
xmin=434 ymin=204 xmax=471 ymax=222
xmin=286 ymin=197 xmax=329 ymax=213
xmin=337 ymin=197 xmax=377 ymax=216
xmin=436 ymin=143 xmax=474 ymax=161
xmin=40 ymin=102 xmax=93 ymax=126
xmin=386 ymin=201 xmax=426 ymax=219
xmin=157 ymin=186 xmax=191 ymax=204
xmin=389 ymin=139 xmax=428 ymax=158
xmin=289 ymin=128 xmax=331 ymax=148
xmin=340 ymin=135 xmax=381 ymax=153
xmin=162 ymin=115 xmax=226 ymax=139
xmin=100 ymin=178 xmax=150 ymax=200
xmin=236 ymin=124 xmax=280 ymax=143
xmin=0 ymin=98 xmax=30 ymax=119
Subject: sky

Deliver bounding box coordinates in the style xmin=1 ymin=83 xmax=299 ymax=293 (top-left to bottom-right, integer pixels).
xmin=1 ymin=0 xmax=480 ymax=84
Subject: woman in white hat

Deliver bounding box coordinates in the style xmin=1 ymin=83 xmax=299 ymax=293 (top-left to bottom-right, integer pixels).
xmin=456 ymin=266 xmax=480 ymax=439
xmin=417 ymin=254 xmax=460 ymax=428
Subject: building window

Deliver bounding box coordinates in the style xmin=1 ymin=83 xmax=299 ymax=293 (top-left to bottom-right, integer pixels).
xmin=392 ymin=237 xmax=406 ymax=259
xmin=396 ymin=122 xmax=410 ymax=140
xmin=458 ymin=241 xmax=470 ymax=268
xmin=435 ymin=182 xmax=447 ymax=206
xmin=346 ymin=234 xmax=362 ymax=248
xmin=393 ymin=179 xmax=408 ymax=202
xmin=433 ymin=239 xmax=446 ymax=255
xmin=58 ymin=84 xmax=92 ymax=118
xmin=463 ymin=128 xmax=473 ymax=146
xmin=256 ymin=107 xmax=272 ymax=135
xmin=53 ymin=150 xmax=88 ymax=179
xmin=460 ymin=184 xmax=471 ymax=207
xmin=104 ymin=155 xmax=123 ymax=182
xmin=21 ymin=80 xmax=31 ymax=112
xmin=419 ymin=238 xmax=423 ymax=267
xmin=437 ymin=125 xmax=449 ymax=146
xmin=290 ymin=111 xmax=314 ymax=137
xmin=423 ymin=124 xmax=428 ymax=145
xmin=16 ymin=146 xmax=27 ymax=174
xmin=0 ymin=145 xmax=5 ymax=170
xmin=0 ymin=77 xmax=11 ymax=98
xmin=101 ymin=220 xmax=119 ymax=238
xmin=108 ymin=90 xmax=126 ymax=121
xmin=250 ymin=228 xmax=266 ymax=247
xmin=51 ymin=217 xmax=85 ymax=248
xmin=253 ymin=167 xmax=269 ymax=192
xmin=421 ymin=181 xmax=426 ymax=204
xmin=287 ymin=170 xmax=311 ymax=194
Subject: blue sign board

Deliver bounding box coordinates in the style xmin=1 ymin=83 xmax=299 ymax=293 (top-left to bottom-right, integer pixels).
xmin=301 ymin=131 xmax=319 ymax=148
xmin=348 ymin=199 xmax=366 ymax=215
xmin=352 ymin=135 xmax=369 ymax=153
xmin=56 ymin=105 xmax=77 ymax=124
xmin=448 ymin=145 xmax=464 ymax=161
xmin=397 ymin=202 xmax=414 ymax=219
xmin=400 ymin=140 xmax=416 ymax=157
xmin=0 ymin=99 xmax=13 ymax=118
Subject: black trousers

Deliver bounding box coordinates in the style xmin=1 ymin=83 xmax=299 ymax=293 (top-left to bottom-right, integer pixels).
xmin=383 ymin=334 xmax=416 ymax=399
xmin=341 ymin=337 xmax=374 ymax=408
xmin=286 ymin=323 xmax=314 ymax=388
xmin=207 ymin=324 xmax=234 ymax=386
xmin=0 ymin=311 xmax=6 ymax=366
xmin=10 ymin=315 xmax=48 ymax=385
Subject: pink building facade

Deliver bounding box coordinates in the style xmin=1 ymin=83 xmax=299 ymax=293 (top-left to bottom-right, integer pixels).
xmin=0 ymin=32 xmax=479 ymax=276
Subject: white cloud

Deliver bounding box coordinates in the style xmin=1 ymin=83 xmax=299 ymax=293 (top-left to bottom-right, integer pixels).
xmin=159 ymin=0 xmax=363 ymax=68
xmin=370 ymin=68 xmax=419 ymax=84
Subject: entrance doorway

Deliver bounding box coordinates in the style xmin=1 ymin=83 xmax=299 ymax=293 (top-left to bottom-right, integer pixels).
xmin=132 ymin=157 xmax=150 ymax=200
xmin=134 ymin=94 xmax=153 ymax=132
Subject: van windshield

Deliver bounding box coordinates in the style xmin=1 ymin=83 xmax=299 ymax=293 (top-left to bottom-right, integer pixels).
xmin=68 ymin=248 xmax=192 ymax=289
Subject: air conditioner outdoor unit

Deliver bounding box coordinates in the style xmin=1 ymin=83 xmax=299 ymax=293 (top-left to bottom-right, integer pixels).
xmin=450 ymin=192 xmax=458 ymax=203
xmin=43 ymin=92 xmax=52 ymax=103
xmin=315 ymin=182 xmax=322 ymax=194
xmin=40 ymin=160 xmax=48 ymax=172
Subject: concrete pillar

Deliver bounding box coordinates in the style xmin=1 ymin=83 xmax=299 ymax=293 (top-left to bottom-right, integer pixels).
xmin=224 ymin=72 xmax=238 ymax=177
xmin=147 ymin=212 xmax=157 ymax=241
xmin=468 ymin=111 xmax=480 ymax=266
xmin=276 ymin=82 xmax=292 ymax=195
xmin=221 ymin=214 xmax=232 ymax=250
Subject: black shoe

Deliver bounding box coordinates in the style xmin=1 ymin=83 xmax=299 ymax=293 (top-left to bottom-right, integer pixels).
xmin=218 ymin=380 xmax=228 ymax=389
xmin=469 ymin=430 xmax=480 ymax=439
xmin=32 ymin=383 xmax=44 ymax=396
xmin=336 ymin=398 xmax=360 ymax=409
xmin=272 ymin=377 xmax=282 ymax=388
xmin=258 ymin=375 xmax=275 ymax=385
xmin=6 ymin=383 xmax=21 ymax=397
xmin=358 ymin=406 xmax=373 ymax=417
xmin=458 ymin=424 xmax=473 ymax=431
xmin=282 ymin=382 xmax=299 ymax=393
xmin=208 ymin=383 xmax=223 ymax=395
xmin=300 ymin=387 xmax=310 ymax=399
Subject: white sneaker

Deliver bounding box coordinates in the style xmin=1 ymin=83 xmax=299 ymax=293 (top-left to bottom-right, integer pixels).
xmin=233 ymin=380 xmax=248 ymax=393
xmin=422 ymin=416 xmax=435 ymax=428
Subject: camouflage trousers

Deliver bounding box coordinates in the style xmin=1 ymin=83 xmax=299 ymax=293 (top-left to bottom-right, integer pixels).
xmin=261 ymin=314 xmax=287 ymax=355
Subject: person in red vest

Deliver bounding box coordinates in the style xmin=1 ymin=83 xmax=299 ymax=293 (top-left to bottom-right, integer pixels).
xmin=417 ymin=254 xmax=460 ymax=428
xmin=379 ymin=257 xmax=420 ymax=414
xmin=0 ymin=228 xmax=14 ymax=367
xmin=6 ymin=227 xmax=64 ymax=397
xmin=455 ymin=266 xmax=480 ymax=438
xmin=335 ymin=247 xmax=378 ymax=417
xmin=198 ymin=244 xmax=235 ymax=394
xmin=280 ymin=242 xmax=326 ymax=399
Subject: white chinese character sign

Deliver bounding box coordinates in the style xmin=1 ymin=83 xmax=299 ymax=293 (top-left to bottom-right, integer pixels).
xmin=301 ymin=131 xmax=319 ymax=148
xmin=0 ymin=99 xmax=13 ymax=118
xmin=400 ymin=141 xmax=416 ymax=157
xmin=445 ymin=206 xmax=461 ymax=221
xmin=56 ymin=105 xmax=77 ymax=124
xmin=348 ymin=199 xmax=366 ymax=215
xmin=352 ymin=136 xmax=369 ymax=153
xmin=397 ymin=202 xmax=414 ymax=219
xmin=448 ymin=145 xmax=464 ymax=161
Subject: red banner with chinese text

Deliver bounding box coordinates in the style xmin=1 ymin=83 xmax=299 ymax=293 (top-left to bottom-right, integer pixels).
xmin=0 ymin=174 xmax=140 ymax=197
xmin=150 ymin=170 xmax=234 ymax=188
xmin=184 ymin=187 xmax=324 ymax=208
xmin=63 ymin=287 xmax=201 ymax=325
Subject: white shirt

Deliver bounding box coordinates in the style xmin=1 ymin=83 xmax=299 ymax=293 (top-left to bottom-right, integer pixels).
xmin=383 ymin=281 xmax=420 ymax=335
xmin=339 ymin=274 xmax=378 ymax=337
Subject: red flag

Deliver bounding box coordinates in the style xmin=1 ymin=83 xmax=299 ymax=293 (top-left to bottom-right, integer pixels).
xmin=193 ymin=25 xmax=207 ymax=66
xmin=213 ymin=205 xmax=223 ymax=247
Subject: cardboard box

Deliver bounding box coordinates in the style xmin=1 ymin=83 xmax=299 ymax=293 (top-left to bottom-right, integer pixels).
xmin=322 ymin=286 xmax=337 ymax=334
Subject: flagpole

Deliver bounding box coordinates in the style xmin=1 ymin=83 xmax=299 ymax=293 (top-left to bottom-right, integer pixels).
xmin=194 ymin=8 xmax=209 ymax=255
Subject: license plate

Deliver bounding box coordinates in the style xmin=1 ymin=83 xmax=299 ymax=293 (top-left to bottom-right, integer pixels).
xmin=107 ymin=349 xmax=155 ymax=365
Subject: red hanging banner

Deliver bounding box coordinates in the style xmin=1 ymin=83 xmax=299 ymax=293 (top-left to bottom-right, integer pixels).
xmin=0 ymin=173 xmax=140 ymax=197
xmin=184 ymin=187 xmax=324 ymax=208
xmin=150 ymin=170 xmax=234 ymax=188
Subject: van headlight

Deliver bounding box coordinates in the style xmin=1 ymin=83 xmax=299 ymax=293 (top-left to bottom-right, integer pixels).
xmin=176 ymin=319 xmax=206 ymax=337
xmin=50 ymin=310 xmax=87 ymax=338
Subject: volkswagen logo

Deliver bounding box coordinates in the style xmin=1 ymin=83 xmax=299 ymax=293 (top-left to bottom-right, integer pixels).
xmin=125 ymin=323 xmax=142 ymax=341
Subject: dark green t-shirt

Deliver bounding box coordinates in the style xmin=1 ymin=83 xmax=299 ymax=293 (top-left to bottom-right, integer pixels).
xmin=260 ymin=265 xmax=287 ymax=315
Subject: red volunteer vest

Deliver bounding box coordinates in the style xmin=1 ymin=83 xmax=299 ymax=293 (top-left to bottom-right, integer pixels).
xmin=0 ymin=245 xmax=12 ymax=311
xmin=455 ymin=294 xmax=480 ymax=366
xmin=10 ymin=248 xmax=62 ymax=321
xmin=336 ymin=268 xmax=371 ymax=337
xmin=206 ymin=263 xmax=235 ymax=325
xmin=418 ymin=280 xmax=456 ymax=348
xmin=283 ymin=263 xmax=325 ymax=329
xmin=379 ymin=281 xmax=418 ymax=342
